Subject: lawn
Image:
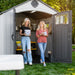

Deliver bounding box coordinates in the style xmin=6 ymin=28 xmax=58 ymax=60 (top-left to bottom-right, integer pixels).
xmin=72 ymin=45 xmax=75 ymax=49
xmin=0 ymin=51 xmax=75 ymax=75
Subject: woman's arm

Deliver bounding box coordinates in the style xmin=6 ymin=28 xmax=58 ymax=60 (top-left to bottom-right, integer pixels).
xmin=19 ymin=29 xmax=25 ymax=36
xmin=36 ymin=30 xmax=40 ymax=38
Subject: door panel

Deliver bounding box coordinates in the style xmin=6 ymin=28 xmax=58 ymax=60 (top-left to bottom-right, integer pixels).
xmin=53 ymin=11 xmax=72 ymax=62
xmin=0 ymin=9 xmax=15 ymax=55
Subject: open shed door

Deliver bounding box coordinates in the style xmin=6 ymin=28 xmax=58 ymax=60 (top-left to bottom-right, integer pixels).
xmin=53 ymin=11 xmax=72 ymax=63
xmin=0 ymin=9 xmax=16 ymax=55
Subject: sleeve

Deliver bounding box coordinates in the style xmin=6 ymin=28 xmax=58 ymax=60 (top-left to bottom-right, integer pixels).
xmin=36 ymin=30 xmax=39 ymax=38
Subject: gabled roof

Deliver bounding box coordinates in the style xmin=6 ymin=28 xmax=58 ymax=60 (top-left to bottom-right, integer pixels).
xmin=0 ymin=0 xmax=58 ymax=15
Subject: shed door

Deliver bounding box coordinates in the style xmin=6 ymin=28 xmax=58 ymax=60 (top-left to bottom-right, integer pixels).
xmin=0 ymin=9 xmax=15 ymax=55
xmin=53 ymin=11 xmax=72 ymax=62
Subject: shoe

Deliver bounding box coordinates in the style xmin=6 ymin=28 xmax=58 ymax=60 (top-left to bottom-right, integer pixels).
xmin=43 ymin=63 xmax=46 ymax=67
xmin=24 ymin=62 xmax=27 ymax=64
xmin=40 ymin=60 xmax=43 ymax=63
xmin=29 ymin=62 xmax=32 ymax=65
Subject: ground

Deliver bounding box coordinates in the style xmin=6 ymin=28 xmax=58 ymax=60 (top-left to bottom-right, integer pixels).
xmin=0 ymin=45 xmax=75 ymax=75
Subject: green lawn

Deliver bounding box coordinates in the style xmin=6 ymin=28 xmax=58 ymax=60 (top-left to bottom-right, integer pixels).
xmin=72 ymin=45 xmax=75 ymax=49
xmin=0 ymin=46 xmax=75 ymax=75
xmin=0 ymin=51 xmax=75 ymax=75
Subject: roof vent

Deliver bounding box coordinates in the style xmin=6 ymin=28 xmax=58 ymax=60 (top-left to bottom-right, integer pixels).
xmin=31 ymin=0 xmax=39 ymax=8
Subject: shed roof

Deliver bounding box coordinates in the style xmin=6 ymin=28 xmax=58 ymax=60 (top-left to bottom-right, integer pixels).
xmin=0 ymin=0 xmax=58 ymax=15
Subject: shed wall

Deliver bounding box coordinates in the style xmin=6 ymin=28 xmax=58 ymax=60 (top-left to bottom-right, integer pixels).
xmin=16 ymin=13 xmax=53 ymax=57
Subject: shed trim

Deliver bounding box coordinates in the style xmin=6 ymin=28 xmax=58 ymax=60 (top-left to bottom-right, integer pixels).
xmin=0 ymin=0 xmax=58 ymax=15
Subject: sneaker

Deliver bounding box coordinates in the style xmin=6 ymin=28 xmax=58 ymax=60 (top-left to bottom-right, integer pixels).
xmin=29 ymin=62 xmax=32 ymax=65
xmin=43 ymin=63 xmax=46 ymax=67
xmin=40 ymin=60 xmax=43 ymax=63
xmin=24 ymin=62 xmax=27 ymax=64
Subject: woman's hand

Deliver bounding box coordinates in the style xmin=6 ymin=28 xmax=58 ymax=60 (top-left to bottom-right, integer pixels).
xmin=44 ymin=31 xmax=48 ymax=37
xmin=24 ymin=33 xmax=31 ymax=36
xmin=23 ymin=33 xmax=26 ymax=36
xmin=20 ymin=29 xmax=26 ymax=36
xmin=41 ymin=32 xmax=48 ymax=37
xmin=29 ymin=34 xmax=31 ymax=37
xmin=44 ymin=34 xmax=48 ymax=37
xmin=40 ymin=32 xmax=44 ymax=36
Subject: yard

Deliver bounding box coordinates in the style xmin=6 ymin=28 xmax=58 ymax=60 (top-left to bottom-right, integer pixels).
xmin=0 ymin=45 xmax=75 ymax=75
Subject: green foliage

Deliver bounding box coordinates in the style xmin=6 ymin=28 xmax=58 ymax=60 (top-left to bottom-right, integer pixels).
xmin=72 ymin=0 xmax=75 ymax=44
xmin=42 ymin=0 xmax=73 ymax=11
xmin=0 ymin=0 xmax=26 ymax=12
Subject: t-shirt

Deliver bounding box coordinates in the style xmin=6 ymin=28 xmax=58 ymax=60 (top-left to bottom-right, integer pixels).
xmin=20 ymin=26 xmax=31 ymax=36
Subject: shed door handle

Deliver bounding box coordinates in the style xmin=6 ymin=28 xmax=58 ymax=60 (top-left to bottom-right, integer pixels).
xmin=11 ymin=33 xmax=15 ymax=41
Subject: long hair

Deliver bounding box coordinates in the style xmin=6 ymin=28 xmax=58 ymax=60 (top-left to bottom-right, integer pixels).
xmin=22 ymin=18 xmax=31 ymax=28
xmin=37 ymin=21 xmax=47 ymax=30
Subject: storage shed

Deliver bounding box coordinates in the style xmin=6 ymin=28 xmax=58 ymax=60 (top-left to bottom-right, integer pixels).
xmin=0 ymin=0 xmax=72 ymax=63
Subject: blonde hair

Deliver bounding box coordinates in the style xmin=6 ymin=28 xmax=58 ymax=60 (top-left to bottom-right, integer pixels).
xmin=37 ymin=21 xmax=47 ymax=30
xmin=22 ymin=18 xmax=31 ymax=28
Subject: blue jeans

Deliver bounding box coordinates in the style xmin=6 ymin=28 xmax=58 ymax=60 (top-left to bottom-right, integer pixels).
xmin=21 ymin=36 xmax=32 ymax=63
xmin=38 ymin=43 xmax=47 ymax=62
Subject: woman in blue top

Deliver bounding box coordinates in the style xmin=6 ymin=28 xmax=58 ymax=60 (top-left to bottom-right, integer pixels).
xmin=20 ymin=18 xmax=32 ymax=65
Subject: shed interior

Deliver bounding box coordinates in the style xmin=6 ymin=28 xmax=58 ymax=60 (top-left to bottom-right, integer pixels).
xmin=15 ymin=11 xmax=53 ymax=63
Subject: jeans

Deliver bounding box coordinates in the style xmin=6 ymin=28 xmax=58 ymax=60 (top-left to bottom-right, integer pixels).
xmin=38 ymin=43 xmax=47 ymax=62
xmin=21 ymin=36 xmax=32 ymax=63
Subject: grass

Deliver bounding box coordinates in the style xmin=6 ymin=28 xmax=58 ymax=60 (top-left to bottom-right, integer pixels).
xmin=21 ymin=52 xmax=75 ymax=75
xmin=0 ymin=46 xmax=75 ymax=75
xmin=72 ymin=45 xmax=75 ymax=49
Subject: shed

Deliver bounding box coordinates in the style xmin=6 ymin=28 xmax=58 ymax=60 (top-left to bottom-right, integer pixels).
xmin=0 ymin=0 xmax=72 ymax=63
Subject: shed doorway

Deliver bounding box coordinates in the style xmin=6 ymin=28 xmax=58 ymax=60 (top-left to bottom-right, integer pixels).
xmin=0 ymin=0 xmax=72 ymax=63
xmin=15 ymin=11 xmax=53 ymax=63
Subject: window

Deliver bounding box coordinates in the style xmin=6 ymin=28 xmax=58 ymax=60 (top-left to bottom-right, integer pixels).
xmin=55 ymin=16 xmax=60 ymax=24
xmin=55 ymin=13 xmax=69 ymax=25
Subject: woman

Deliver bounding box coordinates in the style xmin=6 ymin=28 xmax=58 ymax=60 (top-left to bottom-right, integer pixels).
xmin=36 ymin=21 xmax=48 ymax=66
xmin=20 ymin=18 xmax=32 ymax=65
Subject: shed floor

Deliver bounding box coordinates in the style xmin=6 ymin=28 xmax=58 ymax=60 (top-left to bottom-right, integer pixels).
xmin=32 ymin=55 xmax=51 ymax=64
xmin=16 ymin=50 xmax=51 ymax=63
xmin=32 ymin=50 xmax=51 ymax=63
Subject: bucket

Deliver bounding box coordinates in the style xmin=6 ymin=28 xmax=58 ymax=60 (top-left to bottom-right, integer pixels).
xmin=16 ymin=41 xmax=22 ymax=49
